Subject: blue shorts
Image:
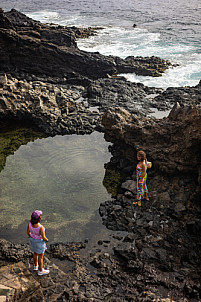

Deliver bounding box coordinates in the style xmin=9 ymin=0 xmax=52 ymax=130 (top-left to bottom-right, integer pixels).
xmin=29 ymin=237 xmax=47 ymax=254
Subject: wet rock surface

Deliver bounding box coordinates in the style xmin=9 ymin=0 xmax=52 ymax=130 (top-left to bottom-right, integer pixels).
xmin=84 ymin=78 xmax=163 ymax=116
xmin=85 ymin=78 xmax=201 ymax=114
xmin=1 ymin=211 xmax=201 ymax=302
xmin=0 ymin=8 xmax=173 ymax=83
xmin=0 ymin=7 xmax=201 ymax=302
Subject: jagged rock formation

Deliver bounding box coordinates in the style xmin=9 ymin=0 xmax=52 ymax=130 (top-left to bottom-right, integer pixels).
xmin=97 ymin=105 xmax=201 ymax=301
xmin=102 ymin=105 xmax=201 ymax=188
xmin=0 ymin=9 xmax=173 ymax=83
xmin=85 ymin=78 xmax=201 ymax=113
xmin=1 ymin=231 xmax=200 ymax=302
xmin=100 ymin=103 xmax=201 ymax=232
xmin=1 ymin=211 xmax=201 ymax=302
xmin=0 ymin=74 xmax=101 ymax=136
xmin=84 ymin=78 xmax=163 ymax=115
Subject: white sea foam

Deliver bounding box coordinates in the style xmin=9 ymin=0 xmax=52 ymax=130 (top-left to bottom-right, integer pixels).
xmin=26 ymin=11 xmax=112 ymax=27
xmin=26 ymin=11 xmax=60 ymax=23
xmin=24 ymin=12 xmax=200 ymax=89
xmin=77 ymin=25 xmax=194 ymax=58
xmin=121 ymin=57 xmax=201 ymax=88
xmin=78 ymin=26 xmax=201 ymax=88
xmin=77 ymin=27 xmax=161 ymax=58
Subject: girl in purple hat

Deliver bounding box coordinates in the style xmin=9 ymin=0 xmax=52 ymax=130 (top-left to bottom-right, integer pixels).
xmin=26 ymin=210 xmax=49 ymax=276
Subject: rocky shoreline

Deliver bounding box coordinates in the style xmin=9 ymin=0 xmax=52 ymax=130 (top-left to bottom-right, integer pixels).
xmin=0 ymin=9 xmax=174 ymax=83
xmin=0 ymin=8 xmax=201 ymax=302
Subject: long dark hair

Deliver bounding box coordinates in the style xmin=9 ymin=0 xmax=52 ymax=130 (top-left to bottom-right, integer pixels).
xmin=30 ymin=216 xmax=41 ymax=225
xmin=137 ymin=150 xmax=146 ymax=162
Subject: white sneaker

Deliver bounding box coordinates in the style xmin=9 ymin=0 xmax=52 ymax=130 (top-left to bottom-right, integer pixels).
xmin=38 ymin=268 xmax=50 ymax=276
xmin=33 ymin=265 xmax=38 ymax=271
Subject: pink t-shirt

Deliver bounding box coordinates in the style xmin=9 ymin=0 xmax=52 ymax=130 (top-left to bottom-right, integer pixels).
xmin=29 ymin=222 xmax=43 ymax=240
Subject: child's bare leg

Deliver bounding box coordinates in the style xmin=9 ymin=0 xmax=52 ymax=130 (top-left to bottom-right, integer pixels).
xmin=38 ymin=253 xmax=44 ymax=272
xmin=145 ymin=192 xmax=149 ymax=200
xmin=33 ymin=252 xmax=38 ymax=266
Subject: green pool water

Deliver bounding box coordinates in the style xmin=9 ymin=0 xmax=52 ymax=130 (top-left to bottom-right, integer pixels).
xmin=0 ymin=130 xmax=113 ymax=243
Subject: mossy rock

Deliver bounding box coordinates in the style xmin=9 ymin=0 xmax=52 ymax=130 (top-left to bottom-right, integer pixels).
xmin=103 ymin=166 xmax=124 ymax=198
xmin=0 ymin=121 xmax=46 ymax=172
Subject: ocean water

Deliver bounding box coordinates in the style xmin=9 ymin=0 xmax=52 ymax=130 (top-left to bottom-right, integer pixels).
xmin=1 ymin=0 xmax=201 ymax=88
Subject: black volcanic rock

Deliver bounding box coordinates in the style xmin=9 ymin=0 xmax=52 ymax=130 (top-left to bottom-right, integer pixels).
xmin=0 ymin=8 xmax=173 ymax=82
xmin=0 ymin=8 xmax=13 ymax=29
xmin=102 ymin=105 xmax=201 ymax=180
xmin=5 ymin=9 xmax=38 ymax=28
xmin=0 ymin=74 xmax=101 ymax=137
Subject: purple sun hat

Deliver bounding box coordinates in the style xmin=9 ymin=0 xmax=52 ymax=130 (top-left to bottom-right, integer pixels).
xmin=31 ymin=210 xmax=42 ymax=219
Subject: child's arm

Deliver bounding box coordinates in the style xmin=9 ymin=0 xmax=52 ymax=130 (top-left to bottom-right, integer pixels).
xmin=26 ymin=224 xmax=30 ymax=237
xmin=39 ymin=226 xmax=49 ymax=242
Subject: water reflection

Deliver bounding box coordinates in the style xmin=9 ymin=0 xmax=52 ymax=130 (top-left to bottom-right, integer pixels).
xmin=0 ymin=131 xmax=112 ymax=242
xmin=0 ymin=122 xmax=45 ymax=173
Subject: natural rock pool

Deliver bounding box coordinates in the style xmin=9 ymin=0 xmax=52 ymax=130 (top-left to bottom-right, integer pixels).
xmin=0 ymin=129 xmax=112 ymax=243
